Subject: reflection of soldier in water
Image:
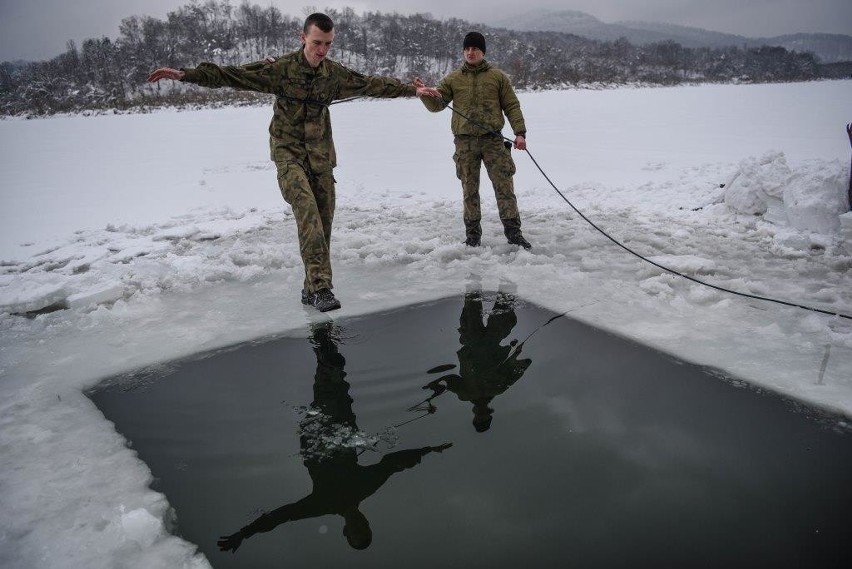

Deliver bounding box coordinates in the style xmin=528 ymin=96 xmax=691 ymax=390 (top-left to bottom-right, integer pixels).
xmin=218 ymin=323 xmax=451 ymax=552
xmin=421 ymin=292 xmax=532 ymax=432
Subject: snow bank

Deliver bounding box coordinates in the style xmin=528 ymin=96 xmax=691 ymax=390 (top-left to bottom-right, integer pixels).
xmin=725 ymin=150 xmax=850 ymax=237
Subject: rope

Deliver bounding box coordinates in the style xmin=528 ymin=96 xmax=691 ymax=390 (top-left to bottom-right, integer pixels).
xmin=276 ymin=94 xmax=361 ymax=107
xmin=444 ymin=103 xmax=852 ymax=321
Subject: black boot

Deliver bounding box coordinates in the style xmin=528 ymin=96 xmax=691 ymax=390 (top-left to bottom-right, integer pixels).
xmin=302 ymin=288 xmax=341 ymax=312
xmin=464 ymin=219 xmax=482 ymax=247
xmin=502 ymin=217 xmax=531 ymax=250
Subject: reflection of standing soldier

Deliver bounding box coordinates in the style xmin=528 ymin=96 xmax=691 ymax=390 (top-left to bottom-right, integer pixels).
xmin=218 ymin=323 xmax=450 ymax=553
xmin=422 ymin=292 xmax=532 ymax=432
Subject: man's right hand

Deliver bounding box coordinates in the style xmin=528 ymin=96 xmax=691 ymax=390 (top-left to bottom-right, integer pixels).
xmin=217 ymin=532 xmax=243 ymax=553
xmin=413 ymin=77 xmax=441 ymax=98
xmin=147 ymin=68 xmax=185 ymax=82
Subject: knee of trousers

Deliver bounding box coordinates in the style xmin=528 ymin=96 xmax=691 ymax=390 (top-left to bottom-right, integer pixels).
xmin=276 ymin=163 xmax=313 ymax=205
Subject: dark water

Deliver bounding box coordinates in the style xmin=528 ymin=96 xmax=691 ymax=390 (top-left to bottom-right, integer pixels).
xmin=88 ymin=292 xmax=852 ymax=569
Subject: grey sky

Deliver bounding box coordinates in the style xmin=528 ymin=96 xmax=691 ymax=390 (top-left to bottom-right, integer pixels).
xmin=2 ymin=0 xmax=851 ymax=62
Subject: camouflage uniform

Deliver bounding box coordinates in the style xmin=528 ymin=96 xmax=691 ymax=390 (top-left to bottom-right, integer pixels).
xmin=421 ymin=60 xmax=527 ymax=241
xmin=181 ymin=50 xmax=417 ymax=293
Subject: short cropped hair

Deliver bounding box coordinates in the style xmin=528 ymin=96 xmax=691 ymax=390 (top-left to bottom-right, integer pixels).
xmin=304 ymin=13 xmax=334 ymax=34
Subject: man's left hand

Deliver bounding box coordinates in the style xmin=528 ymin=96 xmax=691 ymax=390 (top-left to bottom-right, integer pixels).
xmin=513 ymin=135 xmax=526 ymax=151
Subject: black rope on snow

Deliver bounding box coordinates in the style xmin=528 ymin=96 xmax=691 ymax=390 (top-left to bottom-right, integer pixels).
xmin=444 ymin=103 xmax=852 ymax=322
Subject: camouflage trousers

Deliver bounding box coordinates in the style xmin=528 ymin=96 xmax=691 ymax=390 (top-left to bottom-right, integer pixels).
xmin=453 ymin=135 xmax=520 ymax=229
xmin=276 ymin=162 xmax=335 ymax=293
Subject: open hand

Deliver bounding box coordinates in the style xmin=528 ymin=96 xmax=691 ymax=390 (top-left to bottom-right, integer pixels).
xmin=147 ymin=68 xmax=184 ymax=82
xmin=217 ymin=532 xmax=244 ymax=553
xmin=414 ymin=77 xmax=441 ymax=98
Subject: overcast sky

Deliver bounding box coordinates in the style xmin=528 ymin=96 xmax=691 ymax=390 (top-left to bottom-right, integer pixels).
xmin=2 ymin=0 xmax=851 ymax=62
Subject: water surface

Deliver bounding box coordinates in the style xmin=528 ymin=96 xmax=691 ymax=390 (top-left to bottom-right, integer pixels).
xmin=89 ymin=292 xmax=852 ymax=568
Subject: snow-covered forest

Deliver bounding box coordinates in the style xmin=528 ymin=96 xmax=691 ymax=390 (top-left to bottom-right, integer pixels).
xmin=0 ymin=0 xmax=833 ymax=116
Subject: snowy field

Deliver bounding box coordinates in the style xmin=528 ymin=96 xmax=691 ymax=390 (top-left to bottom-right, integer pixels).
xmin=1 ymin=79 xmax=851 ymax=568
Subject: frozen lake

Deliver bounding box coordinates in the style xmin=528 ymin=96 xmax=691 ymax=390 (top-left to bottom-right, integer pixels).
xmin=3 ymin=80 xmax=850 ymax=568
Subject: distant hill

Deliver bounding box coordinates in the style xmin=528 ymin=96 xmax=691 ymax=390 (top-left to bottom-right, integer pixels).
xmin=754 ymin=33 xmax=852 ymax=64
xmin=490 ymin=10 xmax=659 ymax=43
xmin=490 ymin=10 xmax=852 ymax=63
xmin=614 ymin=20 xmax=754 ymax=48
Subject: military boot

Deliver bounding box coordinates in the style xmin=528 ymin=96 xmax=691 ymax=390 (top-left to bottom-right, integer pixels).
xmin=302 ymin=288 xmax=341 ymax=312
xmin=464 ymin=218 xmax=482 ymax=247
xmin=502 ymin=217 xmax=531 ymax=250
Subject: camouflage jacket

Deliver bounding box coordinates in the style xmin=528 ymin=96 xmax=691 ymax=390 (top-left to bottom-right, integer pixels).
xmin=182 ymin=50 xmax=417 ymax=172
xmin=420 ymin=60 xmax=526 ymax=138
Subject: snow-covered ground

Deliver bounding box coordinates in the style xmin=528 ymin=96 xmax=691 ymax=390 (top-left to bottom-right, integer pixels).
xmin=1 ymin=79 xmax=851 ymax=568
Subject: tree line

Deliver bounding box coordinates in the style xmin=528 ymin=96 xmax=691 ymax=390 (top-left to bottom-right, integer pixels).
xmin=0 ymin=1 xmax=831 ymax=117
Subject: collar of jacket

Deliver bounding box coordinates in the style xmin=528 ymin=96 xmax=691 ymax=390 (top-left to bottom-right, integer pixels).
xmin=462 ymin=60 xmax=491 ymax=74
xmin=294 ymin=49 xmax=332 ymax=77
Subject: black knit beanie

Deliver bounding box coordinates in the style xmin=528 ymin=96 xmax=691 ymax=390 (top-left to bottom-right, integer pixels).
xmin=463 ymin=31 xmax=486 ymax=54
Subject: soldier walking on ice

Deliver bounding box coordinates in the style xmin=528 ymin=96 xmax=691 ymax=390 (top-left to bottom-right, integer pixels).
xmin=148 ymin=12 xmax=440 ymax=312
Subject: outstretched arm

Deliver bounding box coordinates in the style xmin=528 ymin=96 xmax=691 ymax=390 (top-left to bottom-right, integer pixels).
xmin=149 ymin=60 xmax=276 ymax=93
xmin=379 ymin=443 xmax=453 ymax=472
xmin=217 ymin=497 xmax=318 ymax=553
